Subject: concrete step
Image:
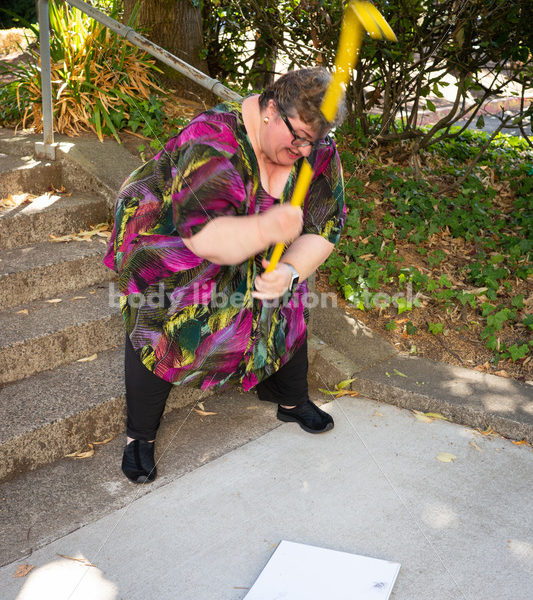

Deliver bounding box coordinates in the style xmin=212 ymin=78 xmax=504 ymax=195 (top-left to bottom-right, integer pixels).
xmin=0 ymin=384 xmax=272 ymax=565
xmin=0 ymin=282 xmax=122 ymax=385
xmin=0 ymin=343 xmax=208 ymax=483
xmin=0 ymin=239 xmax=115 ymax=309
xmin=0 ymin=154 xmax=62 ymax=196
xmin=0 ymin=191 xmax=109 ymax=250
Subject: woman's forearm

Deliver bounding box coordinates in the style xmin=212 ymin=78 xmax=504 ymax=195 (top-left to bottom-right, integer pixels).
xmin=279 ymin=234 xmax=335 ymax=281
xmin=181 ymin=205 xmax=303 ymax=265
xmin=182 ymin=214 xmax=268 ymax=264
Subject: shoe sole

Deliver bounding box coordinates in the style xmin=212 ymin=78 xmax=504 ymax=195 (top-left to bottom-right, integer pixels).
xmin=277 ymin=412 xmax=334 ymax=434
xmin=122 ymin=468 xmax=157 ymax=484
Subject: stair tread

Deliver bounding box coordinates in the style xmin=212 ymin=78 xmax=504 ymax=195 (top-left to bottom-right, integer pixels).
xmin=0 ymin=238 xmax=110 ymax=275
xmin=0 ymin=190 xmax=106 ymax=220
xmin=0 ymin=345 xmax=125 ymax=443
xmin=0 ymin=153 xmax=41 ymax=175
xmin=0 ymin=281 xmax=120 ymax=347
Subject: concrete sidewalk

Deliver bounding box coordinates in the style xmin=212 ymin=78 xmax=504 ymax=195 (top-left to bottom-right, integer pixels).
xmin=1 ymin=396 xmax=532 ymax=600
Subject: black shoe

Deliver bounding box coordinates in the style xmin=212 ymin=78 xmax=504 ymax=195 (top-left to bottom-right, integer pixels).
xmin=277 ymin=400 xmax=334 ymax=434
xmin=121 ymin=440 xmax=157 ymax=483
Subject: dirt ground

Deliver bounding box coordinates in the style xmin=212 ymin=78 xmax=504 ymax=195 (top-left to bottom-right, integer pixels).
xmin=315 ymin=271 xmax=532 ymax=384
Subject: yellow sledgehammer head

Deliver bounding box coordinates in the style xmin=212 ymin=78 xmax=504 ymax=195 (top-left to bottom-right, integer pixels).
xmin=265 ymin=2 xmax=396 ymax=273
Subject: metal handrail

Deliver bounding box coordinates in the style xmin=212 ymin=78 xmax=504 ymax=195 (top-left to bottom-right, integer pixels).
xmin=35 ymin=0 xmax=242 ymax=159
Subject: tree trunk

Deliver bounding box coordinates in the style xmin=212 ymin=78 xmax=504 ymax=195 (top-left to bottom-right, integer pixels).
xmin=123 ymin=0 xmax=214 ymax=105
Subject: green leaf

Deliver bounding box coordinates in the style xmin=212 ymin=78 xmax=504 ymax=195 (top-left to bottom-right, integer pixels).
xmin=426 ymin=100 xmax=436 ymax=112
xmin=428 ymin=322 xmax=444 ymax=335
xmin=508 ymin=344 xmax=529 ymax=362
xmin=393 ymin=369 xmax=408 ymax=378
xmin=336 ymin=378 xmax=357 ymax=390
xmin=476 ymin=115 xmax=485 ymax=129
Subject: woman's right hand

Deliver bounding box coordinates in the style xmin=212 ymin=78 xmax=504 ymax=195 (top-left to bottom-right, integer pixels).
xmin=259 ymin=204 xmax=304 ymax=245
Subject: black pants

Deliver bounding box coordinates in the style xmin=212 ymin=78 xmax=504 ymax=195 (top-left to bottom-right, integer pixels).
xmin=124 ymin=333 xmax=309 ymax=441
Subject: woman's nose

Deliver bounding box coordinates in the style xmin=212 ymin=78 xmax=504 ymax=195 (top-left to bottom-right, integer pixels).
xmin=299 ymin=144 xmax=313 ymax=157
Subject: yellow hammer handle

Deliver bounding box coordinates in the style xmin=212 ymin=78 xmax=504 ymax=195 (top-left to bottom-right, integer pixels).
xmin=265 ymin=2 xmax=363 ymax=273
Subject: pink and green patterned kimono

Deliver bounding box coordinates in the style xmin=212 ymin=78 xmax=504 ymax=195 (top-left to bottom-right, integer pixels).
xmin=104 ymin=101 xmax=345 ymax=391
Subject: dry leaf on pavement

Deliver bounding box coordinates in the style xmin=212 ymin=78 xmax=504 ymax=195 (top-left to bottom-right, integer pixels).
xmin=412 ymin=410 xmax=434 ymax=423
xmin=194 ymin=408 xmax=217 ymax=416
xmin=65 ymin=444 xmax=95 ymax=459
xmin=469 ymin=440 xmax=482 ymax=452
xmin=50 ymin=223 xmax=111 ymax=244
xmin=56 ymin=554 xmax=96 ymax=567
xmin=45 ymin=298 xmax=62 ymax=303
xmin=77 ymin=354 xmax=97 ymax=362
xmin=91 ymin=436 xmax=114 ymax=446
xmin=16 ymin=309 xmax=29 ymax=315
xmin=511 ymin=439 xmax=531 ymax=446
xmin=436 ymin=452 xmax=457 ymax=462
xmin=494 ymin=370 xmax=509 ymax=378
xmin=14 ymin=564 xmax=34 ymax=578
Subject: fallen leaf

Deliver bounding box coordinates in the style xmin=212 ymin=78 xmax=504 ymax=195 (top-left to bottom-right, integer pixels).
xmin=77 ymin=354 xmax=97 ymax=362
xmin=413 ymin=410 xmax=433 ymax=423
xmin=424 ymin=412 xmax=449 ymax=421
xmin=436 ymin=452 xmax=457 ymax=463
xmin=45 ymin=298 xmax=62 ymax=303
xmin=197 ymin=402 xmax=205 ymax=411
xmin=65 ymin=444 xmax=95 ymax=459
xmin=478 ymin=426 xmax=497 ymax=437
xmin=335 ymin=390 xmax=359 ymax=398
xmin=469 ymin=440 xmax=482 ymax=451
xmin=318 ymin=388 xmax=341 ymax=395
xmin=56 ymin=554 xmax=96 ymax=567
xmin=494 ymin=369 xmax=509 ymax=378
xmin=70 ymin=296 xmax=87 ymax=300
xmin=14 ymin=564 xmax=34 ymax=578
xmin=49 ymin=223 xmax=111 ymax=244
xmin=511 ymin=439 xmax=530 ymax=446
xmin=335 ymin=378 xmax=357 ymax=390
xmin=393 ymin=369 xmax=408 ymax=377
xmin=16 ymin=309 xmax=29 ymax=315
xmin=194 ymin=408 xmax=217 ymax=416
xmin=373 ymin=410 xmax=384 ymax=417
xmin=50 ymin=185 xmax=69 ymax=195
xmin=91 ymin=436 xmax=114 ymax=446
xmin=0 ymin=193 xmax=33 ymax=209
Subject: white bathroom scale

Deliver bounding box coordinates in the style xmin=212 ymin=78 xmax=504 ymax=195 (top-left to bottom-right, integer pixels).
xmin=244 ymin=540 xmax=400 ymax=600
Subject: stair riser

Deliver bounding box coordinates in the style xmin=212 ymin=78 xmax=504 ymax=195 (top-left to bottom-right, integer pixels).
xmin=0 ymin=198 xmax=109 ymax=250
xmin=0 ymin=387 xmax=205 ymax=483
xmin=0 ymin=163 xmax=62 ymax=196
xmin=0 ymin=256 xmax=115 ymax=309
xmin=0 ymin=315 xmax=123 ymax=385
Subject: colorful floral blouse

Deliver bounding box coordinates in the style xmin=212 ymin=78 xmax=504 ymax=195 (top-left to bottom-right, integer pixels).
xmin=104 ymin=101 xmax=345 ymax=391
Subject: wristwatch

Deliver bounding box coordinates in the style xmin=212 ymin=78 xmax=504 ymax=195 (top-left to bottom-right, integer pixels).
xmin=283 ymin=262 xmax=300 ymax=294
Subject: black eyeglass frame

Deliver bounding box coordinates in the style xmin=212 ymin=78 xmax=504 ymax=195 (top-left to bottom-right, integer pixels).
xmin=276 ymin=104 xmax=331 ymax=149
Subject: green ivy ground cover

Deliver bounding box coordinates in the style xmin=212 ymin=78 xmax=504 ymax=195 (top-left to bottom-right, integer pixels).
xmin=326 ymin=125 xmax=533 ymax=369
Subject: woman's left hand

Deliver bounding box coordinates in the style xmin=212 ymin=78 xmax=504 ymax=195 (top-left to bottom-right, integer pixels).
xmin=252 ymin=258 xmax=293 ymax=300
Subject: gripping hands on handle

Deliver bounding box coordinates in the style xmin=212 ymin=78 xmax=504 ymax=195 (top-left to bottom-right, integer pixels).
xmin=253 ymin=204 xmax=303 ymax=300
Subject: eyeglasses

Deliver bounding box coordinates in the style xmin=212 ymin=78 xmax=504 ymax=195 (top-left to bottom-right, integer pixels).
xmin=277 ymin=105 xmax=331 ymax=149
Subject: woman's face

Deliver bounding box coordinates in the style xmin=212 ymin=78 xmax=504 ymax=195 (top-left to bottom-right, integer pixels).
xmin=260 ymin=101 xmax=320 ymax=166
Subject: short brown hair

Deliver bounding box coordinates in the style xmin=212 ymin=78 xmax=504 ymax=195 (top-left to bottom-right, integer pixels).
xmin=258 ymin=67 xmax=346 ymax=134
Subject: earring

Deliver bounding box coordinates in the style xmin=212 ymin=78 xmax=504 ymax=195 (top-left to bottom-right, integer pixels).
xmin=263 ymin=117 xmax=269 ymax=124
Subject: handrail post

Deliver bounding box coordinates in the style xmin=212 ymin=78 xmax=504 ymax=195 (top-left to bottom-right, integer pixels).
xmin=35 ymin=0 xmax=57 ymax=160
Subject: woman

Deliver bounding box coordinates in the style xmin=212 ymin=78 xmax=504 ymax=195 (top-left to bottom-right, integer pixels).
xmin=104 ymin=67 xmax=346 ymax=483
